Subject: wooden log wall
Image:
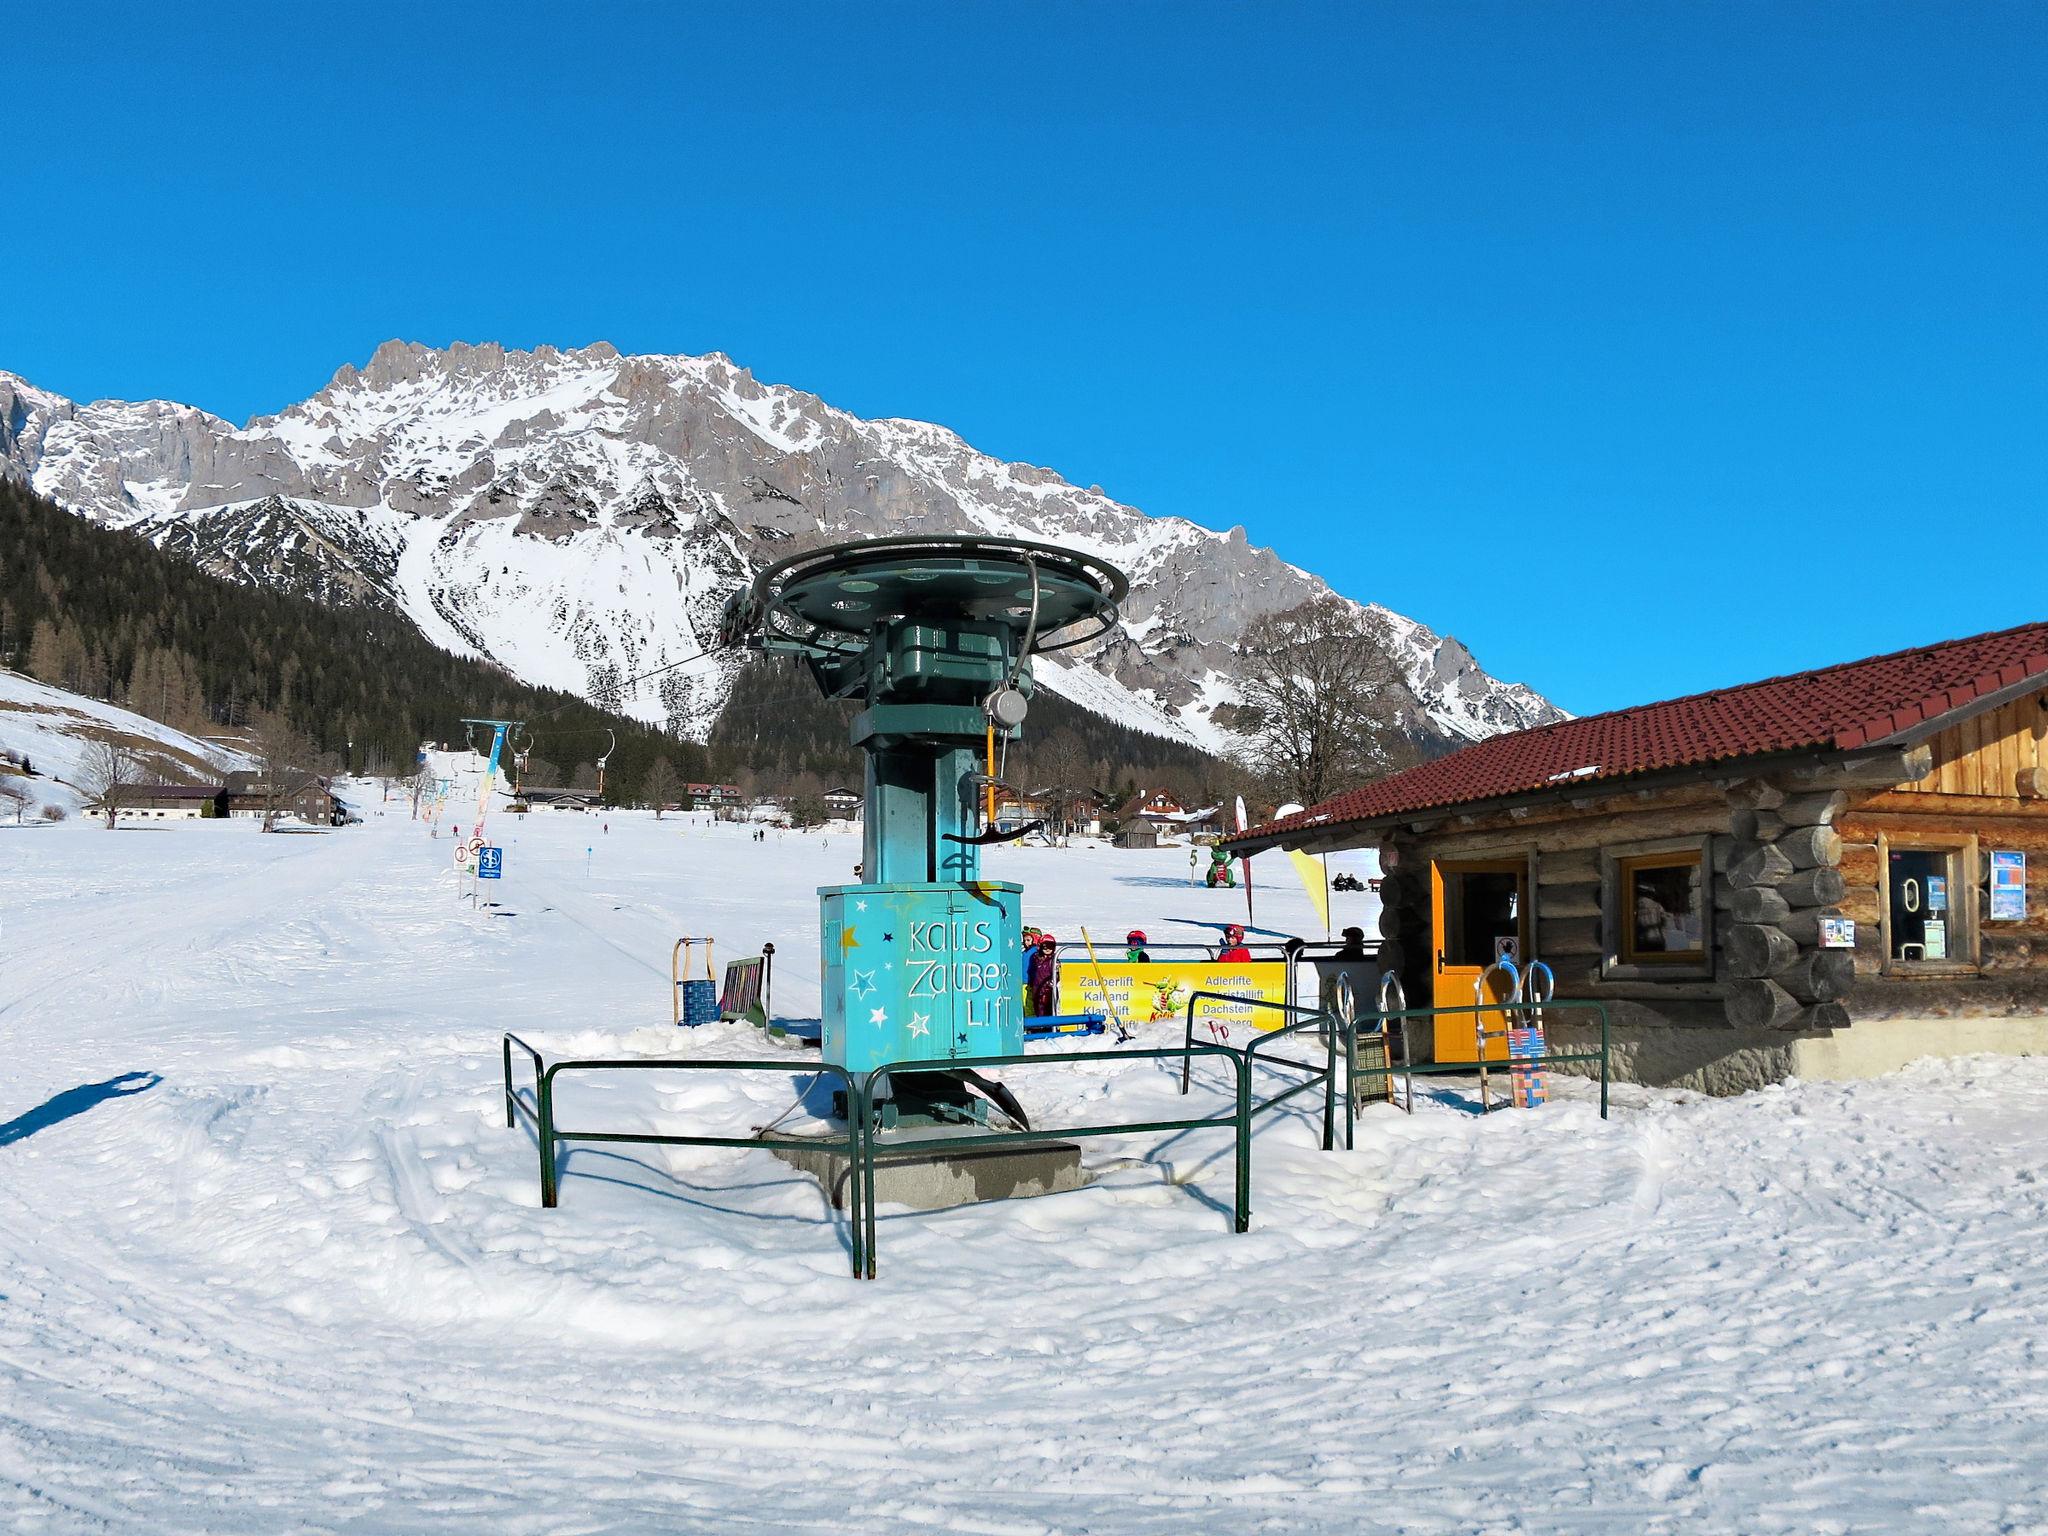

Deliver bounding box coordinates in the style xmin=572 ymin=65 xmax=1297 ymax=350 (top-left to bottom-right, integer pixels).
xmin=1716 ymin=786 xmax=1850 ymax=1032
xmin=1372 ymin=778 xmax=1861 ymax=1034
xmin=1829 ymin=687 xmax=2048 ymax=1014
xmin=1362 ymin=702 xmax=2048 ymax=1039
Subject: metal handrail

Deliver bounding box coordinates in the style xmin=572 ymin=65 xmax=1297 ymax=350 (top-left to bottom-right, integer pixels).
xmin=1176 ymin=989 xmax=1332 ymax=1091
xmin=1049 ymin=940 xmax=1300 ymax=960
xmin=1175 ymin=990 xmax=1358 ymax=1153
xmin=853 ymin=1042 xmax=1250 ymax=1279
xmin=503 ymin=1032 xmax=545 ymax=1127
xmin=1365 ymin=999 xmax=1612 ymax=1119
xmin=503 ymin=1036 xmax=868 ymax=1278
xmin=1244 ymin=1010 xmax=1357 ymax=1152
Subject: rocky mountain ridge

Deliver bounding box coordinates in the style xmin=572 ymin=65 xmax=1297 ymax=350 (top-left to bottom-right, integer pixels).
xmin=0 ymin=342 xmax=1563 ymax=751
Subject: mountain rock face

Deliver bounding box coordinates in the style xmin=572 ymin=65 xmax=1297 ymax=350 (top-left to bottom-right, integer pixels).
xmin=1 ymin=344 xmax=1563 ymax=749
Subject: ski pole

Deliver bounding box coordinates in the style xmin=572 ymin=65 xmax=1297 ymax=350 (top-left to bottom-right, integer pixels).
xmin=1079 ymin=927 xmax=1131 ymax=1042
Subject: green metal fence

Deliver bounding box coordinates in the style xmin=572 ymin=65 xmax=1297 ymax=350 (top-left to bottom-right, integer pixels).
xmin=500 ymin=992 xmax=1612 ymax=1282
xmin=1176 ymin=992 xmax=1614 ymax=1125
xmin=1177 ymin=991 xmax=1359 ymax=1147
xmin=502 ymin=1032 xmax=869 ymax=1277
xmin=1357 ymin=1000 xmax=1612 ymax=1119
xmin=850 ymin=1041 xmax=1249 ymax=1279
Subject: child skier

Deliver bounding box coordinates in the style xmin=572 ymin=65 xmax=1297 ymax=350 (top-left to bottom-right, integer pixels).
xmin=1026 ymin=933 xmax=1060 ymax=1017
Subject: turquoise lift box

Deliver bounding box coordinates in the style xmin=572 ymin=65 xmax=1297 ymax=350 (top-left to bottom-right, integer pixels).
xmin=820 ymin=881 xmax=1023 ymax=1074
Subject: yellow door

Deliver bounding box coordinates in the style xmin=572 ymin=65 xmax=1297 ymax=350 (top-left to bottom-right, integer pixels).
xmin=1430 ymin=858 xmax=1530 ymax=1062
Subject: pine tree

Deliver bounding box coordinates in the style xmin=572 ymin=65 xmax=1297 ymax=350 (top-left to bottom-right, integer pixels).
xmin=26 ymin=619 xmax=64 ymax=683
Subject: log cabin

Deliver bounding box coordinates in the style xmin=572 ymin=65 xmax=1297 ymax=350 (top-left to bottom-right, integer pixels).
xmin=1226 ymin=621 xmax=2048 ymax=1093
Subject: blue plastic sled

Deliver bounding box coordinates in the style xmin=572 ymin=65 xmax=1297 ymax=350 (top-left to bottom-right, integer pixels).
xmin=1022 ymin=1013 xmax=1108 ymax=1039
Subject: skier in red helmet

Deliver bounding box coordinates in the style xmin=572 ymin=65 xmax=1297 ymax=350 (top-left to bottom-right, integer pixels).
xmin=1216 ymin=923 xmax=1251 ymax=963
xmin=1124 ymin=929 xmax=1151 ymax=963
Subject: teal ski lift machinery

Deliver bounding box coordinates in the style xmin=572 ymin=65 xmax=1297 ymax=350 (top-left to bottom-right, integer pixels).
xmin=718 ymin=536 xmax=1127 ymax=1120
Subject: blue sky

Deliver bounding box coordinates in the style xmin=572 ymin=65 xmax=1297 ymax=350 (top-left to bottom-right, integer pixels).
xmin=5 ymin=3 xmax=2042 ymax=714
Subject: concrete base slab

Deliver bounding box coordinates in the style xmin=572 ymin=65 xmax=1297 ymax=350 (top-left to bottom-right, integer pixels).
xmin=770 ymin=1131 xmax=1091 ymax=1212
xmin=1788 ymin=1014 xmax=2048 ymax=1081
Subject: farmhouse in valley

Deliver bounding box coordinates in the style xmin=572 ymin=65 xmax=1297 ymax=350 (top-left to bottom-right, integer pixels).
xmin=101 ymin=773 xmax=350 ymax=826
xmin=1227 ymin=621 xmax=2048 ymax=1093
xmin=110 ymin=784 xmax=230 ymax=820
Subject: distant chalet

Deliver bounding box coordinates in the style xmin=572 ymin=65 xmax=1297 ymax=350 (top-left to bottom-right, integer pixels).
xmin=1228 ymin=620 xmax=2048 ymax=1093
xmin=105 ymin=773 xmax=349 ymax=826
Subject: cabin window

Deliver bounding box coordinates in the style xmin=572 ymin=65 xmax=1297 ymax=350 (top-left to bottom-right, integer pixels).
xmin=1886 ymin=845 xmax=1963 ymax=963
xmin=1617 ymin=851 xmax=1707 ymax=964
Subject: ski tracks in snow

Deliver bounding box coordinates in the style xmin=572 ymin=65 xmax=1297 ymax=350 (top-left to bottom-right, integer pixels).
xmin=2 ymin=816 xmax=2047 ymax=1531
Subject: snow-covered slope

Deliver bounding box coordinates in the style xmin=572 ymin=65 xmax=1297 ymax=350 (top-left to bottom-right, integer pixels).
xmin=0 ymin=667 xmax=253 ymax=816
xmin=0 ymin=810 xmax=2041 ymax=1530
xmin=1 ymin=345 xmax=1564 ymax=750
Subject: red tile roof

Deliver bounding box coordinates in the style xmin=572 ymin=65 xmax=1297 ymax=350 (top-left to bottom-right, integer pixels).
xmin=1232 ymin=620 xmax=2048 ymax=850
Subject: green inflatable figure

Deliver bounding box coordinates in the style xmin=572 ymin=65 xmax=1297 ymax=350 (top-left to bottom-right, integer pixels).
xmin=1205 ymin=846 xmax=1237 ymax=888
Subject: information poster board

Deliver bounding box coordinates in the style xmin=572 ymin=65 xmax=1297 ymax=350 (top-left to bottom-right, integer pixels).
xmin=1061 ymin=960 xmax=1290 ymax=1031
xmin=1990 ymin=850 xmax=2028 ymax=922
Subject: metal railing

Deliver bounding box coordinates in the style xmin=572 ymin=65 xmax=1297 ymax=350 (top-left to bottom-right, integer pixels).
xmin=1367 ymin=998 xmax=1612 ymax=1119
xmin=1177 ymin=991 xmax=1358 ymax=1149
xmin=503 ymin=1033 xmax=868 ymax=1277
xmin=849 ymin=1042 xmax=1249 ymax=1279
xmin=1170 ymin=979 xmax=1613 ymax=1125
xmin=500 ymin=987 xmax=1611 ymax=1282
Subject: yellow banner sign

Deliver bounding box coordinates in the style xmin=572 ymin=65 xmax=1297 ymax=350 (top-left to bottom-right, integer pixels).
xmin=1060 ymin=961 xmax=1289 ymax=1031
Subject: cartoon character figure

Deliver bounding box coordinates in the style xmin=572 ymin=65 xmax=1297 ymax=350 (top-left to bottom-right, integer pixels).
xmin=1147 ymin=976 xmax=1186 ymax=1022
xmin=1205 ymin=847 xmax=1237 ymax=888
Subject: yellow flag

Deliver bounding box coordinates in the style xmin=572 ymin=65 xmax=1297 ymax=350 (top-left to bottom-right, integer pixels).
xmin=1288 ymin=848 xmax=1330 ymax=936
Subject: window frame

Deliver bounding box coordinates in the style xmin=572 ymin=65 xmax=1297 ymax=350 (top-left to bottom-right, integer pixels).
xmin=1877 ymin=830 xmax=1980 ymax=976
xmin=1598 ymin=836 xmax=1715 ymax=982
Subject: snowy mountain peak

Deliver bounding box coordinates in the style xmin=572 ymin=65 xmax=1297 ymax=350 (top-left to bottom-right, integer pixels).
xmin=2 ymin=342 xmax=1565 ymax=751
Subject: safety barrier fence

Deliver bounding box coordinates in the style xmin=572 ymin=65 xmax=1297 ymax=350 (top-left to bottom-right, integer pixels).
xmin=849 ymin=1042 xmax=1249 ymax=1279
xmin=503 ymin=1033 xmax=1299 ymax=1280
xmin=502 ymin=1033 xmax=869 ymax=1277
xmin=1175 ymin=988 xmax=1613 ymax=1125
xmin=1365 ymin=999 xmax=1612 ymax=1119
xmin=1176 ymin=991 xmax=1357 ymax=1147
xmin=501 ymin=993 xmax=1603 ymax=1281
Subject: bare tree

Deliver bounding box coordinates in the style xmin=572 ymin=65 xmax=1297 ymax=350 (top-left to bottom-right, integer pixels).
xmin=643 ymin=756 xmax=680 ymax=818
xmin=0 ymin=778 xmax=26 ymax=824
xmin=1232 ymin=598 xmax=1425 ymax=808
xmin=251 ymin=709 xmax=318 ymax=831
xmin=1030 ymin=728 xmax=1094 ymax=843
xmin=78 ymin=737 xmax=132 ymax=829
